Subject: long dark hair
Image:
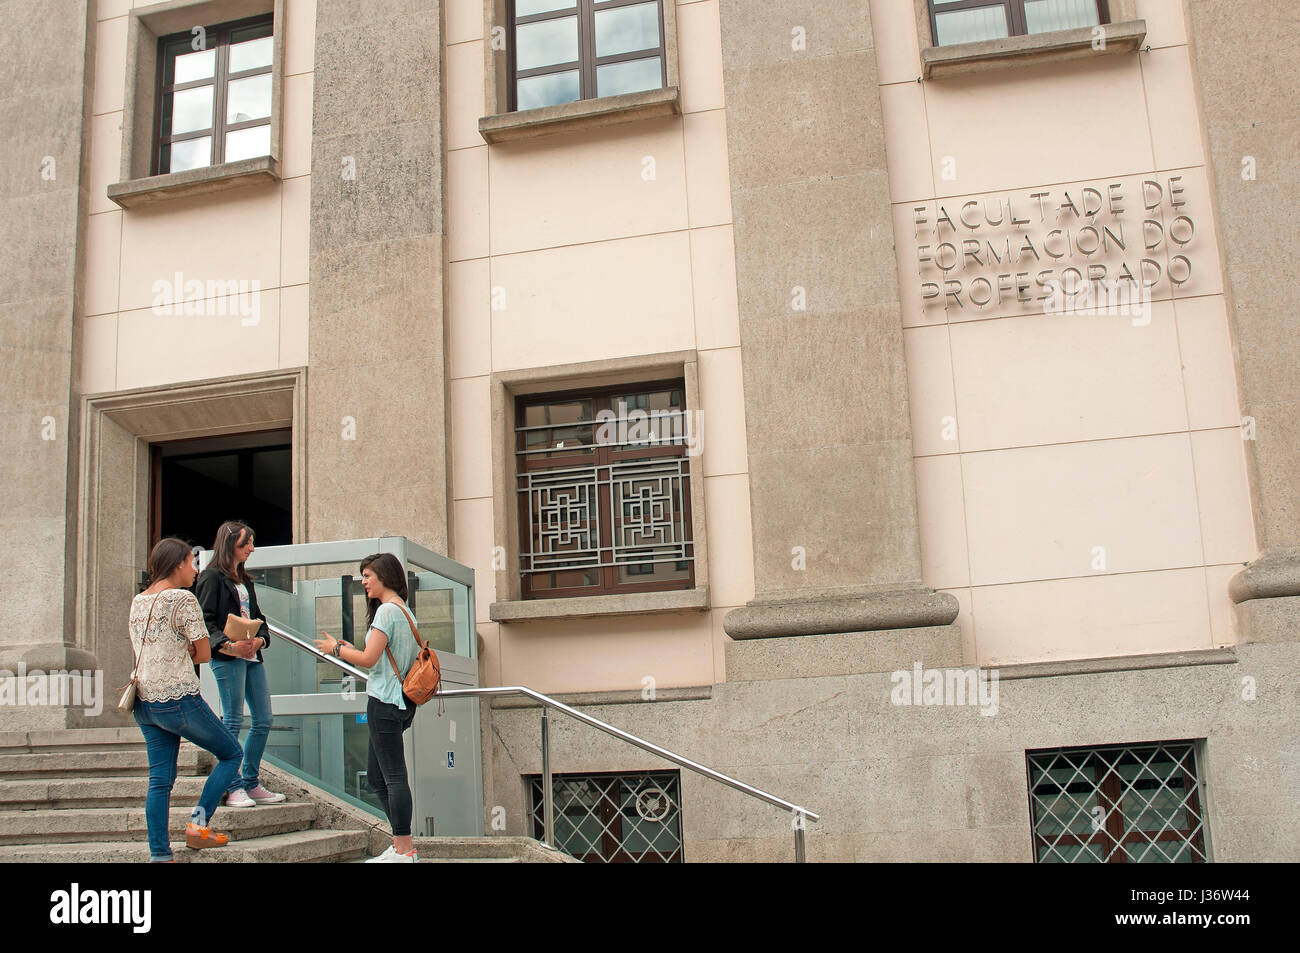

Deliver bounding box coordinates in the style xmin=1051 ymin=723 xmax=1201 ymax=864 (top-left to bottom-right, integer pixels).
xmin=212 ymin=520 xmax=255 ymax=586
xmin=360 ymin=553 xmax=408 ymax=628
xmin=144 ymin=537 xmax=195 ymax=591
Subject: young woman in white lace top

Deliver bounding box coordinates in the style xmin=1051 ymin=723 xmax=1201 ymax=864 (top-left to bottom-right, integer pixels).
xmin=129 ymin=537 xmax=243 ymax=861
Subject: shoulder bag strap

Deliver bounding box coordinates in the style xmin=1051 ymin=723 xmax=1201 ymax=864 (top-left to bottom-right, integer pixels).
xmin=130 ymin=595 xmax=162 ymax=677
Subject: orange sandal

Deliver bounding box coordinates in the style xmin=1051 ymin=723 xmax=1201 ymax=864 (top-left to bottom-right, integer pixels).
xmin=185 ymin=822 xmax=229 ymax=849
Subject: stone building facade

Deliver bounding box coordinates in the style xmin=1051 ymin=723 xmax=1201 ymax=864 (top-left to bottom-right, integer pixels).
xmin=3 ymin=0 xmax=1296 ymax=860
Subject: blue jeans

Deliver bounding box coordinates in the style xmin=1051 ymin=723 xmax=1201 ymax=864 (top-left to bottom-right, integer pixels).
xmin=210 ymin=656 xmax=273 ymax=795
xmin=134 ymin=692 xmax=243 ymax=861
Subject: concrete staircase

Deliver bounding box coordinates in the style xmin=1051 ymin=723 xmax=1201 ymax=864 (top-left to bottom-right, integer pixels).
xmin=0 ymin=728 xmax=573 ymax=863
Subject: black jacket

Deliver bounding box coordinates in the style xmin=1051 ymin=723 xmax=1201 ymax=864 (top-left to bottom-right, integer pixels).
xmin=195 ymin=565 xmax=269 ymax=663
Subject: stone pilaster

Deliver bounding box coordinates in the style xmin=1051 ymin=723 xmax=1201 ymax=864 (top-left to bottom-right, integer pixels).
xmin=0 ymin=0 xmax=99 ymax=729
xmin=1185 ymin=0 xmax=1300 ymax=638
xmin=306 ymin=0 xmax=450 ymax=551
xmin=716 ymin=1 xmax=955 ymax=639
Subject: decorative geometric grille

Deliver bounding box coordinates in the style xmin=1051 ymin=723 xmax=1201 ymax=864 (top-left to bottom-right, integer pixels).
xmin=518 ymin=458 xmax=692 ymax=574
xmin=1027 ymin=741 xmax=1209 ymax=863
xmin=528 ymin=771 xmax=683 ymax=863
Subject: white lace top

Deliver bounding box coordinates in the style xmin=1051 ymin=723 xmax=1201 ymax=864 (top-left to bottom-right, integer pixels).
xmin=128 ymin=589 xmax=209 ymax=703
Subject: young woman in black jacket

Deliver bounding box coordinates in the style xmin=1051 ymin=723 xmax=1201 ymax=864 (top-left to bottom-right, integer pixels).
xmin=194 ymin=520 xmax=285 ymax=808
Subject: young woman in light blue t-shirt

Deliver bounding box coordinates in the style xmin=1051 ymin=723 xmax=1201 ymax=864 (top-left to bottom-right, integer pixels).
xmin=316 ymin=552 xmax=421 ymax=863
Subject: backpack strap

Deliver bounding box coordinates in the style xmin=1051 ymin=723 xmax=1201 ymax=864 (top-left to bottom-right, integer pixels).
xmin=381 ymin=601 xmax=425 ymax=680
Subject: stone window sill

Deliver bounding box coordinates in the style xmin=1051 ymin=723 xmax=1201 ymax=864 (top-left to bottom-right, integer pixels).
xmin=490 ymin=585 xmax=708 ymax=624
xmin=921 ymin=19 xmax=1147 ymax=80
xmin=479 ymin=86 xmax=681 ymax=144
xmin=108 ymin=155 xmax=280 ymax=210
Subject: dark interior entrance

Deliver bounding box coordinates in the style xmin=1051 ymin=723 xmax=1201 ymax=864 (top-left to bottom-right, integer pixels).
xmin=149 ymin=429 xmax=292 ymax=554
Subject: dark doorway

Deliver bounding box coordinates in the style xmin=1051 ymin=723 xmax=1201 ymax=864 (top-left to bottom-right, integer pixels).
xmin=149 ymin=429 xmax=292 ymax=554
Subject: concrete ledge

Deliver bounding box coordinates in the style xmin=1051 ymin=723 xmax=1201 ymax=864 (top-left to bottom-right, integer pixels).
xmin=479 ymin=86 xmax=681 ymax=144
xmin=922 ymin=19 xmax=1147 ymax=79
xmin=995 ymin=647 xmax=1237 ymax=681
xmin=1229 ymin=548 xmax=1300 ymax=602
xmin=725 ymin=626 xmax=964 ymax=681
xmin=724 ymin=587 xmax=959 ymax=639
xmin=409 ymin=836 xmax=579 ymax=862
xmin=108 ymin=155 xmax=280 ymax=209
xmin=490 ymin=586 xmax=708 ymax=624
xmin=491 ymin=685 xmax=712 ymax=710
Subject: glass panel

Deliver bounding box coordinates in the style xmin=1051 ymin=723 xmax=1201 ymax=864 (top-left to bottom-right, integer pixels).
xmin=596 ymin=55 xmax=661 ymax=97
xmin=1024 ymin=0 xmax=1100 ymax=34
xmin=516 ymin=15 xmax=579 ymax=70
xmin=224 ymin=124 xmax=271 ymax=162
xmin=607 ymin=386 xmax=686 ymax=449
xmin=168 ymin=136 xmax=212 ymax=172
xmin=174 ymin=48 xmax=215 ymax=84
xmin=170 ymin=85 xmax=214 ymax=134
xmin=264 ymin=714 xmax=385 ymax=817
xmin=595 ymin=1 xmax=660 ymax=57
xmin=517 ymin=69 xmax=580 ymax=109
xmin=407 ymin=579 xmax=458 ymax=654
xmin=1039 ymin=842 xmax=1105 ymax=863
xmin=934 ymin=5 xmax=1010 ymax=45
xmin=227 ymin=73 xmax=272 ymax=123
xmin=522 ymin=398 xmax=594 ymax=459
xmin=229 ymin=35 xmax=274 ymax=73
xmin=516 ymin=0 xmax=575 ymax=15
xmin=1029 ymin=756 xmax=1097 ymax=837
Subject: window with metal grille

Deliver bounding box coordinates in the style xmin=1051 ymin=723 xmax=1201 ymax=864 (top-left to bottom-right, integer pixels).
xmin=928 ymin=0 xmax=1109 ymax=46
xmin=508 ymin=0 xmax=667 ymax=111
xmin=515 ymin=380 xmax=694 ymax=599
xmin=528 ymin=771 xmax=683 ymax=862
xmin=1026 ymin=740 xmax=1210 ymax=863
xmin=155 ymin=16 xmax=274 ymax=174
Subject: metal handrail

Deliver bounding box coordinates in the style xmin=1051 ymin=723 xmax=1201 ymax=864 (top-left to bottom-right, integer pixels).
xmin=264 ymin=621 xmax=820 ymax=862
xmin=265 ymin=620 xmax=369 ymax=682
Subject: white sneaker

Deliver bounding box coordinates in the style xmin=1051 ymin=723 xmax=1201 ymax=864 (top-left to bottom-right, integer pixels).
xmin=225 ymin=788 xmax=256 ymax=808
xmin=366 ymin=846 xmax=418 ymax=863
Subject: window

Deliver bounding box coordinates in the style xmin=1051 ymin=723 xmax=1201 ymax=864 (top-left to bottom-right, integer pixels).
xmin=155 ymin=16 xmax=274 ymax=174
xmin=515 ymin=380 xmax=695 ymax=600
xmin=508 ymin=0 xmax=667 ymax=111
xmin=929 ymin=0 xmax=1108 ymax=46
xmin=1026 ymin=741 xmax=1209 ymax=863
xmin=528 ymin=771 xmax=683 ymax=862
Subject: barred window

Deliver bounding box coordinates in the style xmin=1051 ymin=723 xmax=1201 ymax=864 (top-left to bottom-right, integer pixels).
xmin=1027 ymin=740 xmax=1209 ymax=863
xmin=515 ymin=380 xmax=695 ymax=599
xmin=528 ymin=771 xmax=683 ymax=862
xmin=508 ymin=0 xmax=667 ymax=111
xmin=928 ymin=0 xmax=1108 ymax=46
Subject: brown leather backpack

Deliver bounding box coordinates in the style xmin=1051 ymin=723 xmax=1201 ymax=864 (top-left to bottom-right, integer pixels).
xmin=384 ymin=602 xmax=444 ymax=715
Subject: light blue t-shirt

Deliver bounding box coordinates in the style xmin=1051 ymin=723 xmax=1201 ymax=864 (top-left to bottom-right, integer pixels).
xmin=366 ymin=601 xmax=419 ymax=710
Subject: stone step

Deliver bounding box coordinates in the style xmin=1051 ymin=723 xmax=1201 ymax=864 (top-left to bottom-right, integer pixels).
xmin=408 ymin=836 xmax=579 ymax=863
xmin=0 ymin=727 xmax=146 ymax=751
xmin=0 ymin=745 xmax=212 ymax=779
xmin=0 ymin=775 xmax=213 ymax=810
xmin=345 ymin=855 xmax=523 ymax=863
xmin=0 ymin=828 xmax=369 ymax=863
xmin=0 ymin=802 xmax=316 ymax=845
